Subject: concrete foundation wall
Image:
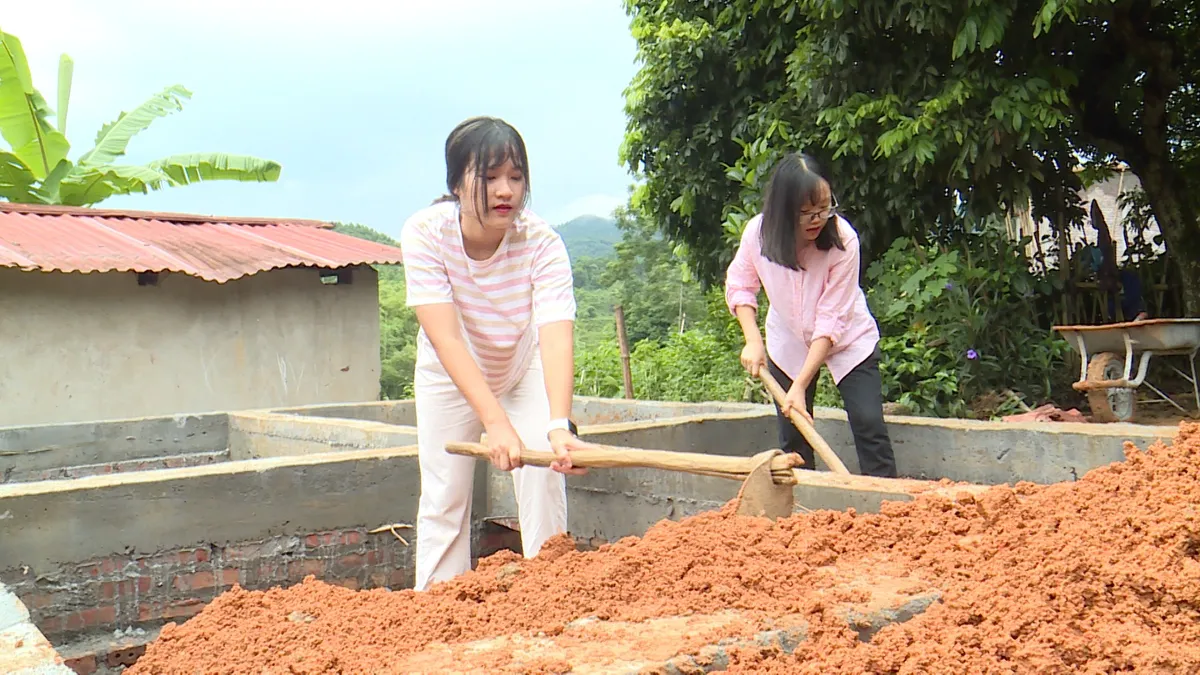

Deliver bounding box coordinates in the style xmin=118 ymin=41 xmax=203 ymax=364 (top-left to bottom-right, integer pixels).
xmin=269 ymin=401 xmax=417 ymax=426
xmin=581 ymin=412 xmax=779 ymax=458
xmin=0 ymin=448 xmax=421 ymax=645
xmin=810 ymin=408 xmax=1175 ymax=484
xmin=1 ymin=414 xmax=228 ymax=484
xmin=227 ymin=412 xmax=417 ymax=459
xmin=567 ymin=402 xmax=1174 ymax=486
xmin=569 ymin=397 xmax=759 ymax=425
xmin=264 ymin=397 xmax=757 ymax=428
xmin=0 ymin=265 xmax=382 ymax=428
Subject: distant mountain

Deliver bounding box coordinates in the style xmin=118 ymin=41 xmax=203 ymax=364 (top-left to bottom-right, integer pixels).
xmin=556 ymin=215 xmax=620 ymax=260
xmin=333 ymin=222 xmax=398 ymax=247
xmin=334 ymin=216 xmax=622 ymax=262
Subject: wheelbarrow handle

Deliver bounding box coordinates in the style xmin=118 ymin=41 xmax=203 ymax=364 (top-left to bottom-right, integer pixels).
xmin=757 ymin=369 xmax=852 ymax=475
xmin=444 ymin=441 xmax=802 ymax=482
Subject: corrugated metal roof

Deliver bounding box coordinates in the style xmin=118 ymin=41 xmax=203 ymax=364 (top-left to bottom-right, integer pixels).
xmin=0 ymin=203 xmax=404 ymax=283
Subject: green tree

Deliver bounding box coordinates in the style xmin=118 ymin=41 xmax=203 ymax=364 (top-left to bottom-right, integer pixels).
xmin=0 ymin=29 xmax=280 ymax=206
xmin=332 ymin=223 xmax=404 ymax=283
xmin=601 ymin=206 xmax=707 ymax=344
xmin=621 ymin=1 xmax=1200 ymax=313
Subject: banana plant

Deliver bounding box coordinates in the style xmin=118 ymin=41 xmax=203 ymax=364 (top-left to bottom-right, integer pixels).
xmin=0 ymin=28 xmax=280 ymax=206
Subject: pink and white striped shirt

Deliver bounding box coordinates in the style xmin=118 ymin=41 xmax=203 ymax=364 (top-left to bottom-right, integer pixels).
xmin=725 ymin=213 xmax=880 ymax=385
xmin=400 ymin=201 xmax=576 ymax=393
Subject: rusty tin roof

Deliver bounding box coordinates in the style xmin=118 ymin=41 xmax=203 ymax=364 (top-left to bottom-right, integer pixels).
xmin=0 ymin=203 xmax=404 ymax=283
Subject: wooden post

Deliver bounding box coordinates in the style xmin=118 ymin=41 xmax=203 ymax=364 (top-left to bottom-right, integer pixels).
xmin=614 ymin=304 xmax=634 ymax=399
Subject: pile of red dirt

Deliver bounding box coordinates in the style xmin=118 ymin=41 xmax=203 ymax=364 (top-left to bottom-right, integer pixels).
xmin=128 ymin=423 xmax=1200 ymax=674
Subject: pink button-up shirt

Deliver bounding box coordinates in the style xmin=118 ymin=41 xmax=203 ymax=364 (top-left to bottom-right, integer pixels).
xmin=724 ymin=213 xmax=880 ymax=385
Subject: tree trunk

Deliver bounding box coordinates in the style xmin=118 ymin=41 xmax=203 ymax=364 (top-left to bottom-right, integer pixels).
xmin=1131 ymin=167 xmax=1200 ymax=317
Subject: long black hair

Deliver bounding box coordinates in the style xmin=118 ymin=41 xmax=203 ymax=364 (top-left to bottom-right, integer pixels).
xmin=759 ymin=152 xmax=844 ymax=270
xmin=433 ymin=116 xmax=531 ymax=216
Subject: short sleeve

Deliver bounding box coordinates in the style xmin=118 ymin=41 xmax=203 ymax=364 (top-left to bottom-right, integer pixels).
xmin=399 ymin=215 xmax=454 ymax=307
xmin=530 ymin=231 xmax=576 ymax=326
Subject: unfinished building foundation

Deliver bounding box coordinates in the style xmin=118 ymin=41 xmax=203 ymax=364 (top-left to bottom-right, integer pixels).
xmin=0 ymin=398 xmax=1176 ymax=673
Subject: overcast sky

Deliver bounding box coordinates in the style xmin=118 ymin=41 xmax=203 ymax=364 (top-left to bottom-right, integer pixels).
xmin=4 ymin=1 xmax=639 ymax=235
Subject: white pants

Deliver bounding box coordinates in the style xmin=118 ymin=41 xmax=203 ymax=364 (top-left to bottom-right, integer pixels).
xmin=412 ymin=348 xmax=568 ymax=592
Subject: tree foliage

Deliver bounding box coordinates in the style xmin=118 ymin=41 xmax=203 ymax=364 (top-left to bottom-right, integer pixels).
xmin=0 ymin=29 xmax=280 ymax=206
xmin=866 ymin=222 xmax=1071 ymax=417
xmin=342 ymin=213 xmax=1069 ymax=417
xmin=621 ymin=0 xmax=1200 ymax=313
xmin=600 ymin=206 xmax=708 ymax=343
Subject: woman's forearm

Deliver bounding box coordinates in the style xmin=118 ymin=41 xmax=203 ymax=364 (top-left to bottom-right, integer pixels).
xmin=797 ymin=337 xmax=832 ymax=389
xmin=735 ymin=305 xmax=763 ymax=347
xmin=415 ymin=305 xmax=507 ymax=428
xmin=538 ymin=320 xmax=575 ymax=422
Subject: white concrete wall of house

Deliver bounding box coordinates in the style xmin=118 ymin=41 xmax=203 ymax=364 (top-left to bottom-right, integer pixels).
xmin=0 ymin=265 xmax=382 ymax=427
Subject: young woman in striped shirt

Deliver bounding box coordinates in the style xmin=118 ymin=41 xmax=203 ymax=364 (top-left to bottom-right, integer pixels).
xmin=400 ymin=116 xmax=591 ymax=591
xmin=725 ymin=152 xmax=898 ymax=478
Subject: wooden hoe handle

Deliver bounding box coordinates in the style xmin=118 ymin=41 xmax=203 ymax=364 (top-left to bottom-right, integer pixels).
xmin=444 ymin=441 xmax=803 ymax=483
xmin=757 ymin=369 xmax=852 ymax=475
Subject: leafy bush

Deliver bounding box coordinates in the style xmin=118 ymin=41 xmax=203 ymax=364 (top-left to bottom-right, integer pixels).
xmin=865 ymin=229 xmax=1071 ymax=417
xmin=576 ymin=328 xmax=752 ymax=402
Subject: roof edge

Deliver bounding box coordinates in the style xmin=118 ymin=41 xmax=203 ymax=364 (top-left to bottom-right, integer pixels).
xmin=0 ymin=259 xmax=403 ymax=283
xmin=0 ymin=202 xmax=333 ymax=229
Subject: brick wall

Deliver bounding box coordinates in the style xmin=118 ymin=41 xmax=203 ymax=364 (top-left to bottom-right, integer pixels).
xmin=0 ymin=527 xmax=414 ymax=646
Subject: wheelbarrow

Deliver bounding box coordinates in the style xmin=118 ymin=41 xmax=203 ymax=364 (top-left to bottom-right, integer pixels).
xmin=1052 ymin=318 xmax=1200 ymax=423
xmin=445 ymin=441 xmax=806 ymax=520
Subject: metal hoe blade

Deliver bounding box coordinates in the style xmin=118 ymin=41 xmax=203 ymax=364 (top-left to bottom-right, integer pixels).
xmin=734 ymin=449 xmax=795 ymax=520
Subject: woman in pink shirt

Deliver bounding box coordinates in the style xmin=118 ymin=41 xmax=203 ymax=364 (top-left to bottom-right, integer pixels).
xmin=725 ymin=152 xmax=897 ymax=477
xmin=401 ymin=116 xmax=592 ymax=590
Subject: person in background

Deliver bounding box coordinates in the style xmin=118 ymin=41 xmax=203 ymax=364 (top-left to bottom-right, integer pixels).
xmin=400 ymin=116 xmax=591 ymax=591
xmin=1080 ymin=199 xmax=1149 ymax=323
xmin=725 ymin=152 xmax=898 ymax=478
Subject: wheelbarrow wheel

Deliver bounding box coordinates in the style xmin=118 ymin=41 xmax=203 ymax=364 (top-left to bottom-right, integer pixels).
xmin=1087 ymin=352 xmax=1137 ymax=423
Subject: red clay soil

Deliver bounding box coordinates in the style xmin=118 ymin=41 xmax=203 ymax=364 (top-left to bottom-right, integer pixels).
xmin=128 ymin=423 xmax=1200 ymax=674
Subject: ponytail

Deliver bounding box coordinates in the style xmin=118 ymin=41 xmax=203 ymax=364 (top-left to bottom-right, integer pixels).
xmin=431 ymin=193 xmax=457 ymax=205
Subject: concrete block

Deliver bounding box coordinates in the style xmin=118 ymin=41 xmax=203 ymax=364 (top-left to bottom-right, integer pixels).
xmin=1 ymin=581 xmax=31 ymax=631
xmin=396 ymin=580 xmax=937 ymax=673
xmin=839 ymin=590 xmax=943 ymax=641
xmin=0 ymin=583 xmax=73 ymax=675
xmin=659 ymin=590 xmax=940 ymax=673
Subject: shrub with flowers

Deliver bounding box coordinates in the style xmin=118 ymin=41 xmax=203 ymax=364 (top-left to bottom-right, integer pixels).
xmin=864 ymin=228 xmax=1072 ymax=418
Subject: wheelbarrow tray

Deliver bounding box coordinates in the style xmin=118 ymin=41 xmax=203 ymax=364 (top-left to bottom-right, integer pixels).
xmin=1051 ymin=318 xmax=1200 ymax=422
xmin=1054 ymin=318 xmax=1200 ymax=357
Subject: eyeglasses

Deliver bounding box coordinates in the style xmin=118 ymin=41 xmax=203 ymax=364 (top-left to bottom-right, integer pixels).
xmin=799 ymin=197 xmax=839 ymax=223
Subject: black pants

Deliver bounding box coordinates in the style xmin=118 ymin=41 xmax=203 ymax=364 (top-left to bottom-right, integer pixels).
xmin=767 ymin=349 xmax=897 ymax=478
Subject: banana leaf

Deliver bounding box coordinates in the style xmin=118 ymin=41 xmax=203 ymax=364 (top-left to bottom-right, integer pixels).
xmin=148 ymin=152 xmax=282 ymax=184
xmin=57 ymin=54 xmax=72 ymax=135
xmin=0 ymin=30 xmax=70 ymax=179
xmin=57 ymin=164 xmax=175 ymax=206
xmin=0 ymin=150 xmax=42 ymax=202
xmin=77 ymin=84 xmax=191 ymax=167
